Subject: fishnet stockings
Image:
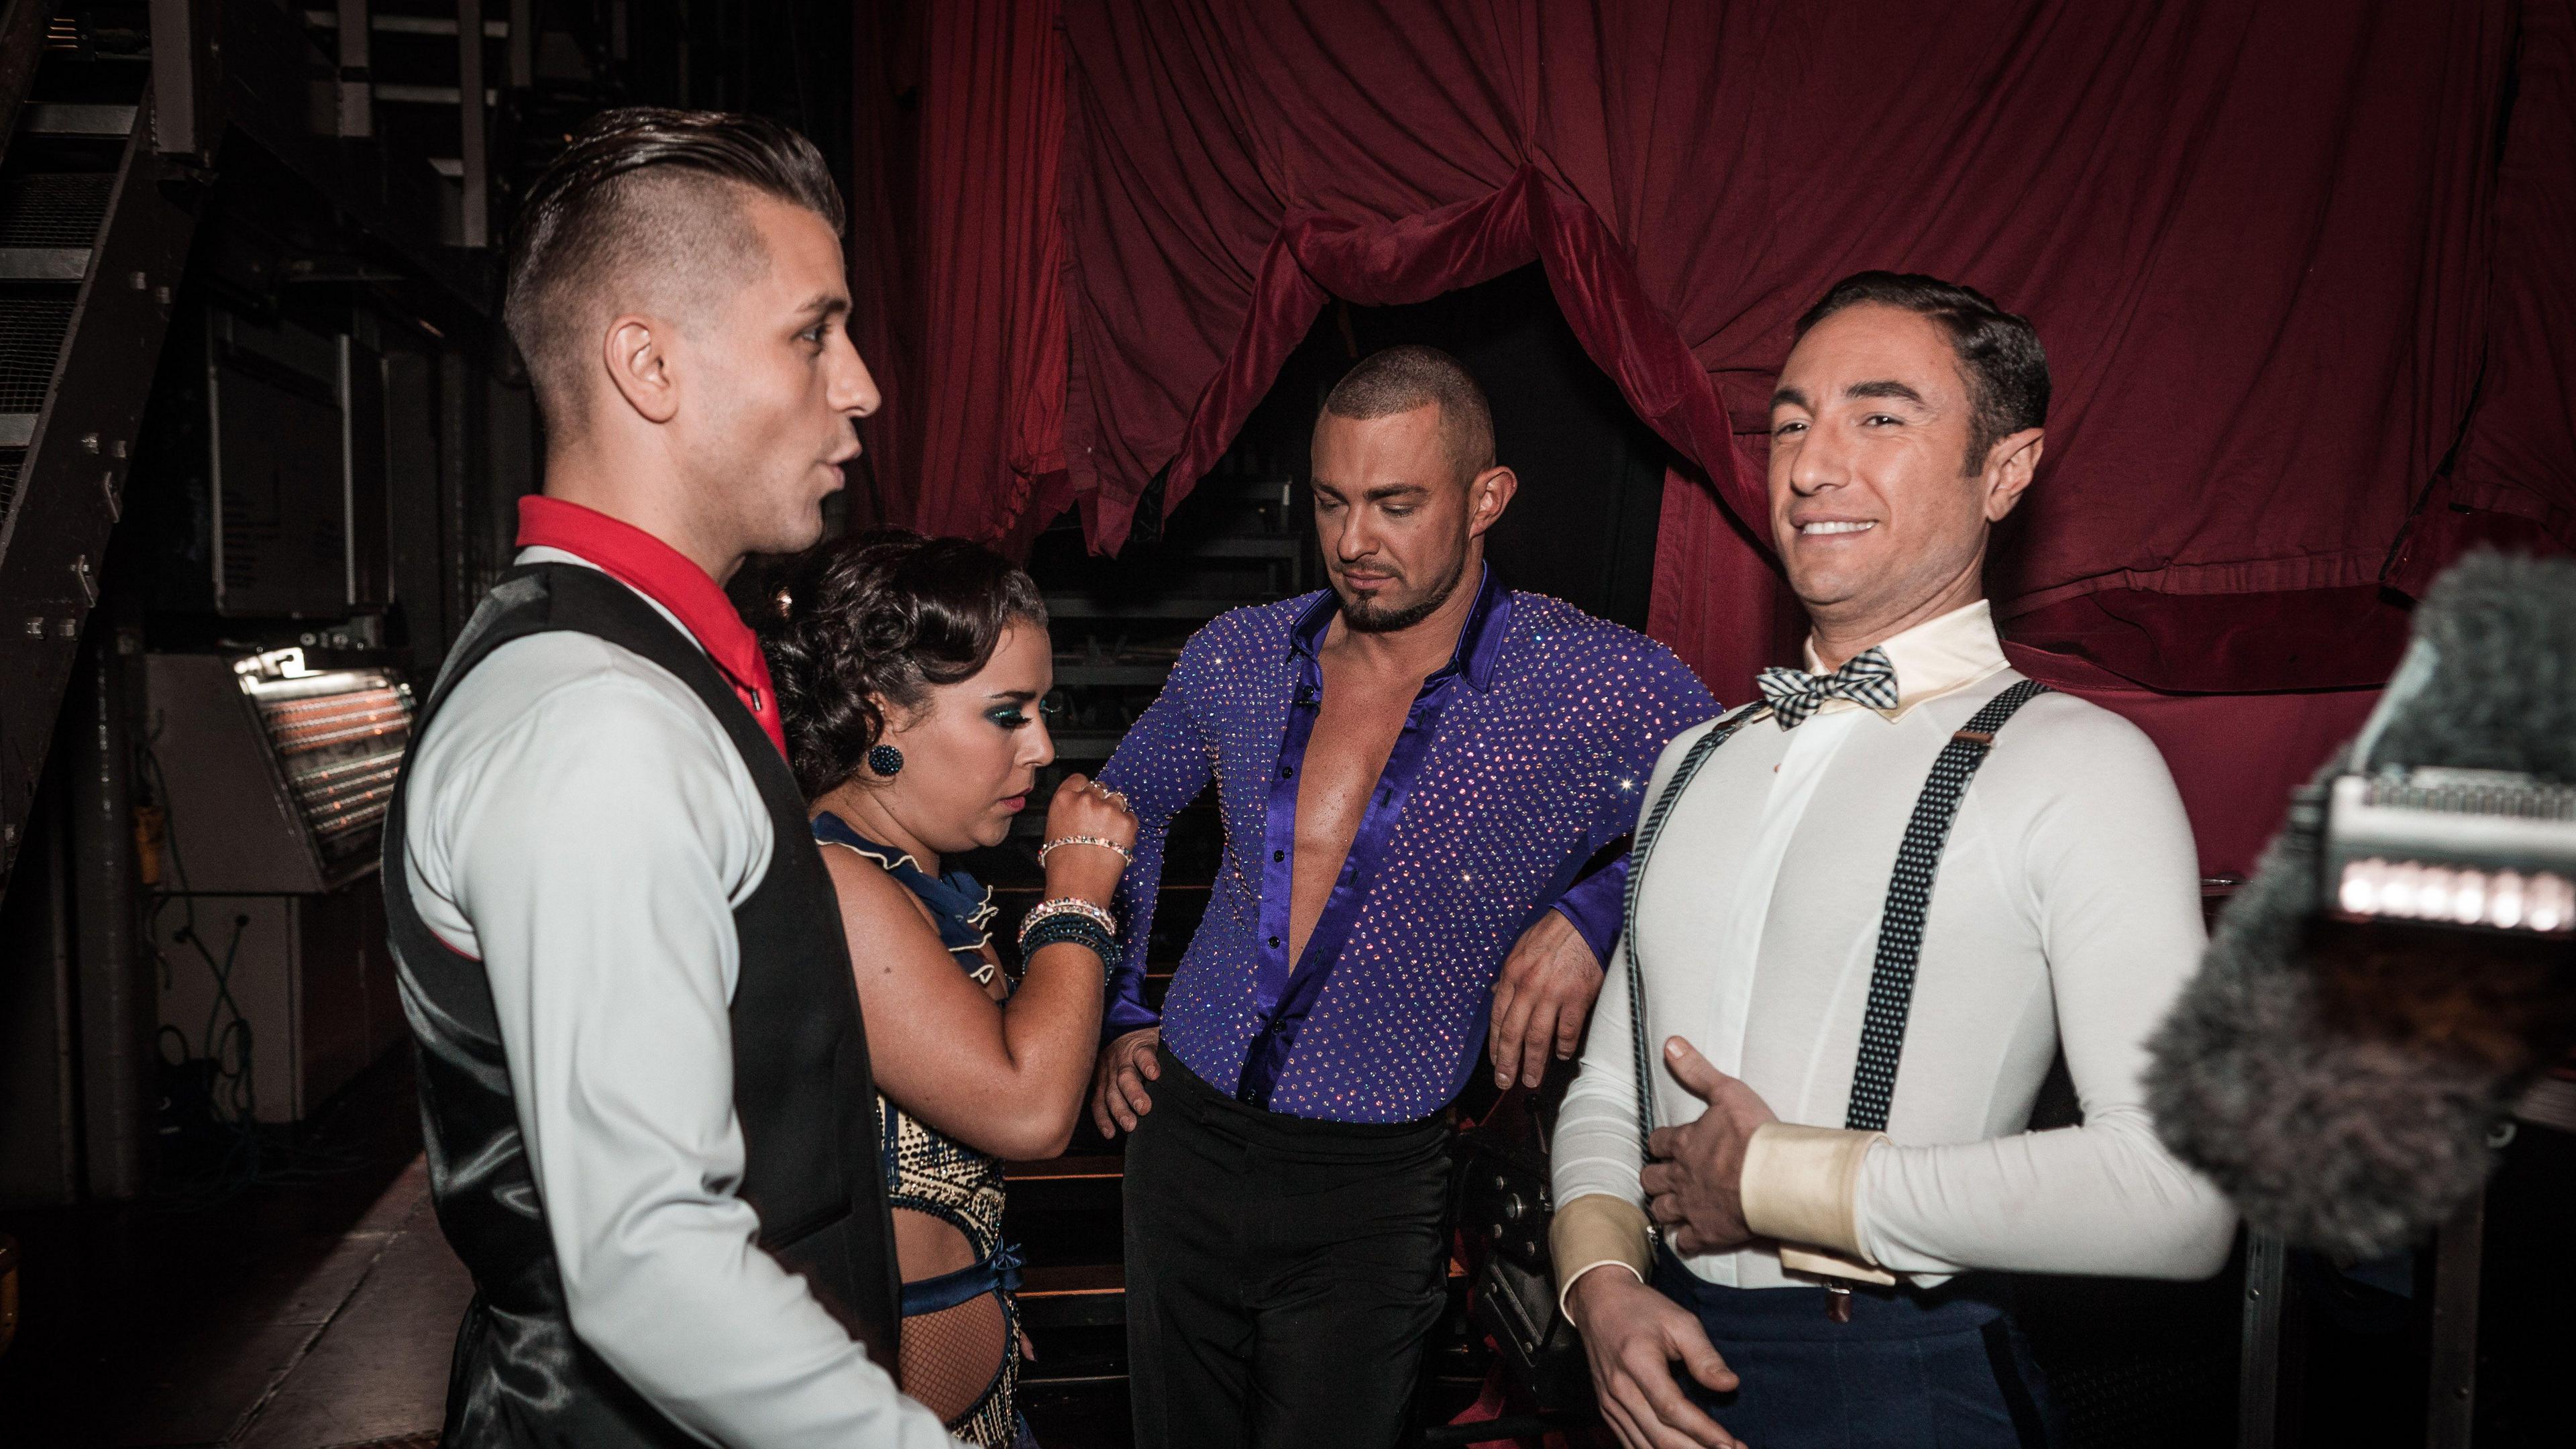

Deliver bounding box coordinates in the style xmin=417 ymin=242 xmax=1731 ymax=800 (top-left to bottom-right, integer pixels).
xmin=900 ymin=1289 xmax=1010 ymax=1426
xmin=894 ymin=1208 xmax=1016 ymax=1444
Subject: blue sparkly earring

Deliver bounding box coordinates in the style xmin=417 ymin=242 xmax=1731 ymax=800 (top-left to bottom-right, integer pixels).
xmin=867 ymin=743 xmax=904 ymax=778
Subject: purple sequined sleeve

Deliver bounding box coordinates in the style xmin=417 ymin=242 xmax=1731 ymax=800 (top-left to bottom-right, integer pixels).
xmin=1544 ymin=640 xmax=1718 ymax=962
xmin=1550 ymin=856 xmax=1631 ymax=962
xmin=1094 ymin=637 xmax=1220 ymax=1040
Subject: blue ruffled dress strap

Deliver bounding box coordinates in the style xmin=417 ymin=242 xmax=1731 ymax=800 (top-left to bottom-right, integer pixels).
xmin=810 ymin=810 xmax=999 ymax=968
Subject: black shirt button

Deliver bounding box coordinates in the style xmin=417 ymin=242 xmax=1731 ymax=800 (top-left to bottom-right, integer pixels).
xmin=1272 ymin=849 xmax=1285 ymax=862
xmin=1279 ymin=764 xmax=1294 ymax=778
xmin=1268 ymin=935 xmax=1281 ymax=949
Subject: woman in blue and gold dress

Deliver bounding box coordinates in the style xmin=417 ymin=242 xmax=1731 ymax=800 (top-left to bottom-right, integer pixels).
xmin=761 ymin=531 xmax=1137 ymax=1446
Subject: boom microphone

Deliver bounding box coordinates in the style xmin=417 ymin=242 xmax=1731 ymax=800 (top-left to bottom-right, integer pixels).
xmin=2144 ymin=550 xmax=2576 ymax=1260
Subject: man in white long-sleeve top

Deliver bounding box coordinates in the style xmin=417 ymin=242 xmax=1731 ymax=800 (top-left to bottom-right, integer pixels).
xmin=385 ymin=109 xmax=955 ymax=1446
xmin=1550 ymin=272 xmax=2236 ymax=1449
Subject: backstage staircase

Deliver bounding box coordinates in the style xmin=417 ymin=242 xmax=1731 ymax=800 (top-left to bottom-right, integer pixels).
xmin=0 ymin=0 xmax=200 ymax=887
xmin=0 ymin=0 xmax=578 ymax=892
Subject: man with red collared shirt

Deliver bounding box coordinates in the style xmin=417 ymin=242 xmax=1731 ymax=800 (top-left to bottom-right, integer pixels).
xmin=384 ymin=110 xmax=954 ymax=1446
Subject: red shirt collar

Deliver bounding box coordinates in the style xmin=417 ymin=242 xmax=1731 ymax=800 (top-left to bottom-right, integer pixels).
xmin=515 ymin=496 xmax=788 ymax=759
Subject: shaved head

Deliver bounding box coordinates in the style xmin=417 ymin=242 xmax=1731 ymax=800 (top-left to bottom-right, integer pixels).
xmin=503 ymin=108 xmax=845 ymax=437
xmin=1320 ymin=344 xmax=1496 ymax=486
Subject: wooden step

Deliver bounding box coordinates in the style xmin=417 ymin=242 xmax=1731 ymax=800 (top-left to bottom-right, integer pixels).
xmin=1017 ymin=1257 xmax=1472 ymax=1334
xmin=1049 ymin=732 xmax=1122 ymax=762
xmin=1044 ymin=598 xmax=1266 ymax=620
xmin=986 ymin=881 xmax=1210 ymax=896
xmin=1018 ymin=1262 xmax=1126 ymax=1329
xmin=1050 ymin=662 xmax=1175 ymax=687
xmin=1179 ymin=535 xmax=1301 ymax=559
xmin=1004 ymin=1152 xmax=1126 ymax=1212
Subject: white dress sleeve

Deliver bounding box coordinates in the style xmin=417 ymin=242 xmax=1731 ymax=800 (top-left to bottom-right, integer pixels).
xmin=412 ymin=635 xmax=957 ymax=1447
xmin=1852 ymin=710 xmax=2238 ymax=1281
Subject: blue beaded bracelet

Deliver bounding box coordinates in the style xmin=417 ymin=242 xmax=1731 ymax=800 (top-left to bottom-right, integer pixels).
xmin=1024 ymin=912 xmax=1112 ymax=951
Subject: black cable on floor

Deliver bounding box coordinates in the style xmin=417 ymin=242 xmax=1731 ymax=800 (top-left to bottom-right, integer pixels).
xmin=138 ymin=724 xmax=366 ymax=1211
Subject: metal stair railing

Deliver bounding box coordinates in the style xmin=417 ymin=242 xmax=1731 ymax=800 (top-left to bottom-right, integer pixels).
xmin=0 ymin=60 xmax=199 ymax=884
xmin=0 ymin=0 xmax=529 ymax=889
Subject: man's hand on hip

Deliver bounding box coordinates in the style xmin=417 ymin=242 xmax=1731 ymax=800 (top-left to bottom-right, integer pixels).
xmin=1565 ymin=1265 xmax=1746 ymax=1449
xmin=1489 ymin=910 xmax=1605 ymax=1089
xmin=1642 ymin=1037 xmax=1778 ymax=1256
xmin=1090 ymin=1027 xmax=1161 ymax=1138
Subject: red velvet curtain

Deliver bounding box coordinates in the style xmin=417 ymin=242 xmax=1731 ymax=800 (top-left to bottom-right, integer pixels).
xmin=848 ymin=0 xmax=1070 ymax=549
xmin=1034 ymin=0 xmax=2573 ymax=873
xmin=2399 ymin=0 xmax=2576 ymax=592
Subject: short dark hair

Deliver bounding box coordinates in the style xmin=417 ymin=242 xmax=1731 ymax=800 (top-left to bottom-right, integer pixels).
xmin=759 ymin=530 xmax=1049 ymax=799
xmin=1320 ymin=345 xmax=1497 ymax=482
xmin=1792 ymin=272 xmax=2049 ymax=474
xmin=504 ymin=107 xmax=845 ymax=433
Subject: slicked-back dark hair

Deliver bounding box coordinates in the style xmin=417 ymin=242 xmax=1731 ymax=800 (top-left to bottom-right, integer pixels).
xmin=504 ymin=107 xmax=845 ymax=433
xmin=1320 ymin=344 xmax=1497 ymax=482
xmin=758 ymin=530 xmax=1049 ymax=800
xmin=1792 ymin=271 xmax=2050 ymax=474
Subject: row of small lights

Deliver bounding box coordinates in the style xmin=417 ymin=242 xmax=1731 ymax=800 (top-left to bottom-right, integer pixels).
xmin=2337 ymin=858 xmax=2576 ymax=934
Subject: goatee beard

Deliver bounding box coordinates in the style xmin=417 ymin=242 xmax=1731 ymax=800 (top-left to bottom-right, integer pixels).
xmin=1340 ymin=553 xmax=1467 ymax=634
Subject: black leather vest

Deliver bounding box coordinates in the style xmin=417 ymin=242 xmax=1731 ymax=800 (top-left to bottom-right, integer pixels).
xmin=382 ymin=563 xmax=900 ymax=1446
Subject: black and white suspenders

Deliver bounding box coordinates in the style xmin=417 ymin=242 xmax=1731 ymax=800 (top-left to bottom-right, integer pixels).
xmin=1618 ymin=678 xmax=2054 ymax=1170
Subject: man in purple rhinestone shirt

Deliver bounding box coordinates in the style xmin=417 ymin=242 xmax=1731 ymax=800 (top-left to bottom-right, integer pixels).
xmin=1087 ymin=345 xmax=1716 ymax=1448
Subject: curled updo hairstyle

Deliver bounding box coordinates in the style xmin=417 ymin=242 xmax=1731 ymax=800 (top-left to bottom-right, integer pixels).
xmin=760 ymin=530 xmax=1049 ymax=798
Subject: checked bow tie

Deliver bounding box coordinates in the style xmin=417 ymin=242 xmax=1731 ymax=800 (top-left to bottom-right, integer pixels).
xmin=1756 ymin=647 xmax=1900 ymax=729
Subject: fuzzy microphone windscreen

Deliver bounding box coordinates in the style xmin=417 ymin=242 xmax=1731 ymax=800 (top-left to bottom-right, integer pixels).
xmin=2143 ymin=551 xmax=2576 ymax=1259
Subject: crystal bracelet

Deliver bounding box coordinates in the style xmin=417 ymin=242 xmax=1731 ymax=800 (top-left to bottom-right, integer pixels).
xmin=1038 ymin=835 xmax=1135 ymax=867
xmin=1017 ymin=896 xmax=1117 ymax=949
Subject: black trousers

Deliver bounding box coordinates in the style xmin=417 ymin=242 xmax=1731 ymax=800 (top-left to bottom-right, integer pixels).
xmin=1122 ymin=1046 xmax=1452 ymax=1449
